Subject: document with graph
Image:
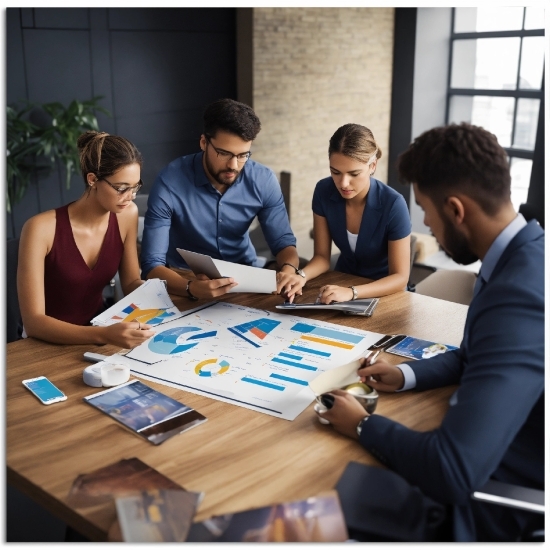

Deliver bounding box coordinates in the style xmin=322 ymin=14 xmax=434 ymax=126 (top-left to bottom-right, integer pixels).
xmin=91 ymin=278 xmax=183 ymax=327
xmin=113 ymin=302 xmax=382 ymax=420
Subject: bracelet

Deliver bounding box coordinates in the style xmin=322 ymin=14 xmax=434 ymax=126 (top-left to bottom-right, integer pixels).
xmin=185 ymin=280 xmax=199 ymax=301
xmin=279 ymin=262 xmax=298 ymax=272
xmin=349 ymin=285 xmax=358 ymax=301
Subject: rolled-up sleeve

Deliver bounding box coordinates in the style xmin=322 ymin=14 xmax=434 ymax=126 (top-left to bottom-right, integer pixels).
xmin=140 ymin=175 xmax=174 ymax=278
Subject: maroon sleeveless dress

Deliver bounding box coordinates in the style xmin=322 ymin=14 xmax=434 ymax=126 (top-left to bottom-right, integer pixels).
xmin=43 ymin=204 xmax=124 ymax=325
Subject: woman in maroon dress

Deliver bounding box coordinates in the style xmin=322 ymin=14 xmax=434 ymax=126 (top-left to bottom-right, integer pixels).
xmin=18 ymin=131 xmax=154 ymax=348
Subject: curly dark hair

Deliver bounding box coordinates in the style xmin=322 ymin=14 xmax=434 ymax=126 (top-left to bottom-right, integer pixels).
xmin=203 ymin=98 xmax=261 ymax=142
xmin=77 ymin=131 xmax=142 ymax=186
xmin=397 ymin=123 xmax=511 ymax=215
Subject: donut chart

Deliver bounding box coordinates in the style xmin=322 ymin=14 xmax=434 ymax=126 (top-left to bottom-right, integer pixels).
xmin=194 ymin=358 xmax=230 ymax=377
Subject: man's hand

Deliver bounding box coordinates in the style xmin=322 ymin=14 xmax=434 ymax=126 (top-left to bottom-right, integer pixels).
xmin=190 ymin=273 xmax=238 ymax=298
xmin=357 ymin=358 xmax=405 ymax=392
xmin=315 ymin=389 xmax=368 ymax=439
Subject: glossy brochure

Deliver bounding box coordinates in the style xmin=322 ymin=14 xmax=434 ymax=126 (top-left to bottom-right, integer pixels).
xmin=83 ymin=379 xmax=206 ymax=445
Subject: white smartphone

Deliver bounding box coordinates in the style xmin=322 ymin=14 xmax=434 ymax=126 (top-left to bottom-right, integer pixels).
xmin=22 ymin=376 xmax=67 ymax=405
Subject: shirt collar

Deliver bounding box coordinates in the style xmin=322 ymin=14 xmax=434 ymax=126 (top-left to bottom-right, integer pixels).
xmin=479 ymin=213 xmax=527 ymax=284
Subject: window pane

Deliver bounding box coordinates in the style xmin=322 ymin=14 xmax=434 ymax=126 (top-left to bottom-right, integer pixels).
xmin=510 ymin=157 xmax=532 ymax=211
xmin=451 ymin=38 xmax=520 ymax=90
xmin=524 ymin=7 xmax=545 ymax=30
xmin=454 ymin=7 xmax=523 ymax=32
xmin=513 ymin=98 xmax=540 ymax=150
xmin=519 ymin=37 xmax=545 ymax=90
xmin=449 ymin=95 xmax=514 ymax=147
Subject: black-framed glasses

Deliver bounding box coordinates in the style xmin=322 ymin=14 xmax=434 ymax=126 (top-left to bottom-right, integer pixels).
xmin=205 ymin=136 xmax=251 ymax=164
xmin=100 ymin=177 xmax=143 ymax=196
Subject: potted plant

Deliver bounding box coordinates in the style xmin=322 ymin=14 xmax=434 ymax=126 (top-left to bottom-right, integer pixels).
xmin=6 ymin=97 xmax=111 ymax=212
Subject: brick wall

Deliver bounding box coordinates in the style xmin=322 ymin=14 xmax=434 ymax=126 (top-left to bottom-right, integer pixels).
xmin=252 ymin=7 xmax=395 ymax=240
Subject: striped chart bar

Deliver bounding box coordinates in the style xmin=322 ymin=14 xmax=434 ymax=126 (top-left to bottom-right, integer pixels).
xmin=289 ymin=344 xmax=331 ymax=357
xmin=291 ymin=322 xmax=363 ymax=349
xmin=270 ymin=373 xmax=308 ymax=386
xmin=271 ymin=357 xmax=317 ymax=371
xmin=241 ymin=376 xmax=285 ymax=391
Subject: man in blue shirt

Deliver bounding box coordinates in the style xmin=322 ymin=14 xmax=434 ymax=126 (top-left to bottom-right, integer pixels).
xmin=141 ymin=99 xmax=299 ymax=299
xmin=318 ymin=123 xmax=544 ymax=542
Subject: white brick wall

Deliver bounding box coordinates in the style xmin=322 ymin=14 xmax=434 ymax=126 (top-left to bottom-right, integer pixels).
xmin=252 ymin=7 xmax=395 ymax=247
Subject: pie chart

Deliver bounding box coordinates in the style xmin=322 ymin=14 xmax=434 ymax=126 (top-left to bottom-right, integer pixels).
xmin=148 ymin=326 xmax=217 ymax=355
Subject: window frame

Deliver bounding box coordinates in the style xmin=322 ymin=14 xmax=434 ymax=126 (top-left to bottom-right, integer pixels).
xmin=445 ymin=9 xmax=544 ymax=166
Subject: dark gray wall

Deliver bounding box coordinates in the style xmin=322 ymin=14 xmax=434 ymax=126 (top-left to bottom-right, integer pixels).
xmin=7 ymin=7 xmax=237 ymax=239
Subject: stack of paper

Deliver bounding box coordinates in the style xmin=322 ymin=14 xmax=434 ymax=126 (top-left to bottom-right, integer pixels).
xmin=91 ymin=278 xmax=183 ymax=327
xmin=276 ymin=298 xmax=379 ymax=317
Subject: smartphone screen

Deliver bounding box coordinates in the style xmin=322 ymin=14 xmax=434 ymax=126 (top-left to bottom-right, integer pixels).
xmin=23 ymin=377 xmax=66 ymax=404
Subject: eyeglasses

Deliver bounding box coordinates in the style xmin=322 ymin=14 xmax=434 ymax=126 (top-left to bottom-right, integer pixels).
xmin=100 ymin=177 xmax=143 ymax=197
xmin=205 ymin=136 xmax=251 ymax=164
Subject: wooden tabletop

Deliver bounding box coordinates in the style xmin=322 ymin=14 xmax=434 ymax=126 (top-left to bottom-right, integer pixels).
xmin=7 ymin=270 xmax=467 ymax=541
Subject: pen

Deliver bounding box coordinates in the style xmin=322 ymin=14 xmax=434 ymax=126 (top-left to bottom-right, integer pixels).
xmin=369 ymin=349 xmax=381 ymax=364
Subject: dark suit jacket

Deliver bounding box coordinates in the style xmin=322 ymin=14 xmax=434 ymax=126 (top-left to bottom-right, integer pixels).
xmin=360 ymin=220 xmax=545 ymax=541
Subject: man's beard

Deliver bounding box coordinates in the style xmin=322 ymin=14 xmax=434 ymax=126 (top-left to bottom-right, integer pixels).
xmin=440 ymin=215 xmax=479 ymax=265
xmin=204 ymin=154 xmax=241 ymax=187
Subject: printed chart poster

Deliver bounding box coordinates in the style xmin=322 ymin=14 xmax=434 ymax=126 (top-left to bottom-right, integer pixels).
xmin=122 ymin=302 xmax=382 ymax=420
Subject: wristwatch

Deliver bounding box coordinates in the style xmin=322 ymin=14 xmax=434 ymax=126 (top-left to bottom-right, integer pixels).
xmin=185 ymin=280 xmax=199 ymax=301
xmin=356 ymin=415 xmax=369 ymax=437
xmin=349 ymin=285 xmax=358 ymax=301
xmin=280 ymin=262 xmax=306 ymax=279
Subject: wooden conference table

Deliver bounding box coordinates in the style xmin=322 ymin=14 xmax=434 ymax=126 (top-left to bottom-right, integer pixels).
xmin=6 ymin=270 xmax=468 ymax=541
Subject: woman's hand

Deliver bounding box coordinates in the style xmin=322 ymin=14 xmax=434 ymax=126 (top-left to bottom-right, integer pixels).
xmin=276 ymin=271 xmax=305 ymax=302
xmin=357 ymin=358 xmax=405 ymax=392
xmin=103 ymin=321 xmax=154 ymax=349
xmin=317 ymin=285 xmax=354 ymax=304
xmin=315 ymin=389 xmax=368 ymax=439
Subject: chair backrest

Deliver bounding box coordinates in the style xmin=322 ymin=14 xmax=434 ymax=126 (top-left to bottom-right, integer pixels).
xmin=414 ymin=269 xmax=477 ymax=306
xmin=7 ymin=238 xmax=21 ymax=342
xmin=133 ymin=193 xmax=149 ymax=217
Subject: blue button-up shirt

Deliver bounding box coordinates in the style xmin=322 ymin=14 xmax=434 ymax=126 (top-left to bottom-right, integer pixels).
xmin=140 ymin=153 xmax=296 ymax=277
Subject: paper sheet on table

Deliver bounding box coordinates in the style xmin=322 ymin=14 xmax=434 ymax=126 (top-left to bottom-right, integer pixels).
xmin=308 ymin=359 xmax=363 ymax=396
xmin=91 ymin=278 xmax=182 ymax=327
xmin=176 ymin=248 xmax=276 ymax=294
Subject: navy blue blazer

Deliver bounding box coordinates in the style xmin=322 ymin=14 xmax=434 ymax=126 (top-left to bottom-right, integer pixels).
xmin=360 ymin=220 xmax=545 ymax=541
xmin=312 ymin=177 xmax=410 ymax=279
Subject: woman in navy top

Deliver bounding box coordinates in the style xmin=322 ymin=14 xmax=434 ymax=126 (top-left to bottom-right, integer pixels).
xmin=282 ymin=124 xmax=411 ymax=303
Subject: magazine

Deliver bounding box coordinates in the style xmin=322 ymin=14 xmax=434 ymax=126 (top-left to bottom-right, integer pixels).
xmin=186 ymin=491 xmax=348 ymax=542
xmin=385 ymin=335 xmax=458 ymax=360
xmin=116 ymin=488 xmax=202 ymax=542
xmin=66 ymin=457 xmax=185 ymax=508
xmin=276 ymin=298 xmax=379 ymax=317
xmin=83 ymin=379 xmax=206 ymax=445
xmin=91 ymin=278 xmax=182 ymax=327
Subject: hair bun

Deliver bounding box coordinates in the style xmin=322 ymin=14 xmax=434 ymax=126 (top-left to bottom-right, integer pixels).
xmin=77 ymin=131 xmax=110 ymax=151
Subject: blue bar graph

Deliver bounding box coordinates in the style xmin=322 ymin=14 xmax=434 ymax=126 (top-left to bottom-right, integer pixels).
xmin=271 ymin=357 xmax=317 ymax=371
xmin=279 ymin=352 xmax=302 ymax=360
xmin=291 ymin=323 xmax=363 ymax=344
xmin=242 ymin=377 xmax=285 ymax=391
xmin=289 ymin=345 xmax=331 ymax=357
xmin=270 ymin=373 xmax=308 ymax=386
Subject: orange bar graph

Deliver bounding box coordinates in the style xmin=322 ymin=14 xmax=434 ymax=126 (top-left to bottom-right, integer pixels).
xmin=301 ymin=335 xmax=354 ymax=349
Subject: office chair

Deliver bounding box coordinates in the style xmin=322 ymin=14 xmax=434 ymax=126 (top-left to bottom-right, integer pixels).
xmin=472 ymin=479 xmax=544 ymax=542
xmin=414 ymin=269 xmax=477 ymax=306
xmin=249 ymin=171 xmax=308 ymax=269
xmin=7 ymin=238 xmax=22 ymax=342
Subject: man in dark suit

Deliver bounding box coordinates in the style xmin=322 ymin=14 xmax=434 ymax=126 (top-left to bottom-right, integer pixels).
xmin=318 ymin=123 xmax=544 ymax=542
